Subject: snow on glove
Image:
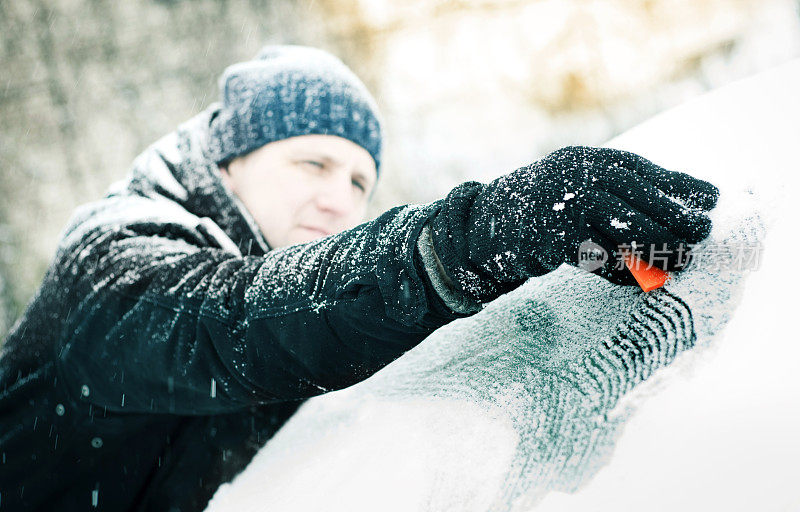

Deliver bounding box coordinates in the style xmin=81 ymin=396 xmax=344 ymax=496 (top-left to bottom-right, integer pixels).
xmin=429 ymin=145 xmax=720 ymax=302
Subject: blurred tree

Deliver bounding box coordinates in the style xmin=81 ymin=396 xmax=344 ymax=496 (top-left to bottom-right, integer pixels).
xmin=0 ymin=0 xmax=341 ymax=336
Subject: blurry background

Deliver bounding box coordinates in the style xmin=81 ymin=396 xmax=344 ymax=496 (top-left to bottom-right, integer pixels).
xmin=1 ymin=0 xmax=799 ymax=337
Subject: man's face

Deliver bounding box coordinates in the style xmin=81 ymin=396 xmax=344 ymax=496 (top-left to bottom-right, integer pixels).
xmin=219 ymin=134 xmax=378 ymax=249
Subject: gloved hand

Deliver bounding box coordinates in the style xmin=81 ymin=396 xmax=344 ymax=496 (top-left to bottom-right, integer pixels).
xmin=429 ymin=146 xmax=719 ymax=302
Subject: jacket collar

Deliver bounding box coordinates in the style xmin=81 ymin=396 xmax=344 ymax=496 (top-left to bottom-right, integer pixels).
xmin=124 ymin=104 xmax=271 ymax=256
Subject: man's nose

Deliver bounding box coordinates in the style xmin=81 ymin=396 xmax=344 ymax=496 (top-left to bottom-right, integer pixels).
xmin=314 ymin=175 xmax=353 ymax=217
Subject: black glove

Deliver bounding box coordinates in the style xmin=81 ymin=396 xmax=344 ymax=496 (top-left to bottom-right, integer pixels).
xmin=429 ymin=145 xmax=720 ymax=302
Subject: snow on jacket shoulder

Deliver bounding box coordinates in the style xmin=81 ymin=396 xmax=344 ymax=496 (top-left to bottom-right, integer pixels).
xmin=0 ymin=105 xmax=465 ymax=511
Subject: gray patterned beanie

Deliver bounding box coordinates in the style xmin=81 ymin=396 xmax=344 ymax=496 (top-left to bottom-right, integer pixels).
xmin=207 ymin=45 xmax=383 ymax=174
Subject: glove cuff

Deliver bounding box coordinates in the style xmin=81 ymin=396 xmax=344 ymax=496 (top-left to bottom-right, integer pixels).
xmin=429 ymin=181 xmax=525 ymax=304
xmin=417 ymin=222 xmax=483 ymax=315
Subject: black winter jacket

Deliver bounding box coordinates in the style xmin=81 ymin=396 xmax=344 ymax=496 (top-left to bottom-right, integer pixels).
xmin=0 ymin=106 xmax=470 ymax=511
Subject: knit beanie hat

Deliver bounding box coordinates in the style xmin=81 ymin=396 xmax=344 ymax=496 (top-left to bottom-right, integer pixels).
xmin=207 ymin=45 xmax=383 ymax=174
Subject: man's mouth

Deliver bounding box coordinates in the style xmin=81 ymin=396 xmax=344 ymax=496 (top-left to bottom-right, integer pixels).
xmin=299 ymin=226 xmax=332 ymax=237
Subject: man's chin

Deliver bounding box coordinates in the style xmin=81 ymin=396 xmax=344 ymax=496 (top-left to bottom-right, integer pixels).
xmin=284 ymin=228 xmax=328 ymax=246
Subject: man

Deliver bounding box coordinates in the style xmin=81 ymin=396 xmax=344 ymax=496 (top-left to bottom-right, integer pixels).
xmin=0 ymin=45 xmax=718 ymax=511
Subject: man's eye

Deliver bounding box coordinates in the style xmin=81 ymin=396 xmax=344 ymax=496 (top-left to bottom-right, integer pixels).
xmin=300 ymin=160 xmax=324 ymax=169
xmin=352 ymin=180 xmax=366 ymax=192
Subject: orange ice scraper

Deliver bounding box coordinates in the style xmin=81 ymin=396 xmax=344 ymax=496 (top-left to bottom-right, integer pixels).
xmin=623 ymin=251 xmax=671 ymax=292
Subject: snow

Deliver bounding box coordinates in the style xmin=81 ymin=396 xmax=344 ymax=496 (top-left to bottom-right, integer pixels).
xmin=535 ymin=57 xmax=800 ymax=512
xmin=609 ymin=217 xmax=629 ymax=229
xmin=206 ymin=59 xmax=800 ymax=511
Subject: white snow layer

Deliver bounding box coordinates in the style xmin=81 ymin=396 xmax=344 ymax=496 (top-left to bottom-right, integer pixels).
xmin=206 ymin=59 xmax=800 ymax=512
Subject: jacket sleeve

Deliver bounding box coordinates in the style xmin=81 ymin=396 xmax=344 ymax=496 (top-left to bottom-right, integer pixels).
xmin=54 ymin=201 xmax=472 ymax=415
